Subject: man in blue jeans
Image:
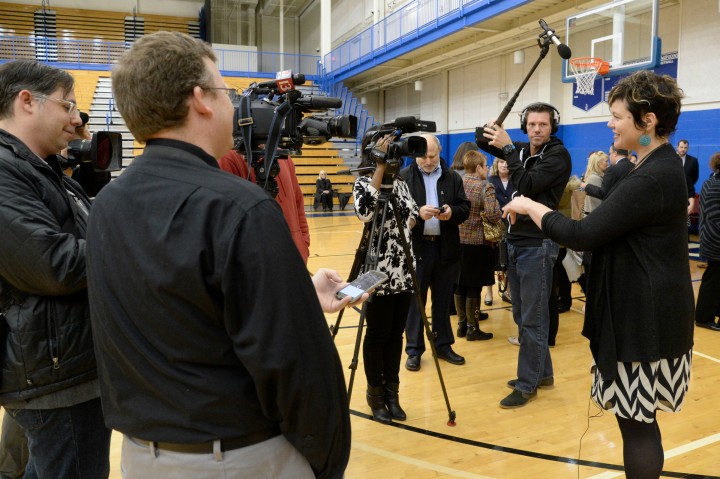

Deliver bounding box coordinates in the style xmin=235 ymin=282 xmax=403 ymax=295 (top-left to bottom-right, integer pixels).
xmin=0 ymin=60 xmax=111 ymax=476
xmin=479 ymin=103 xmax=572 ymax=408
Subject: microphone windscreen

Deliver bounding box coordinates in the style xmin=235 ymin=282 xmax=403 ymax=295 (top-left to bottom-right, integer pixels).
xmin=558 ymin=44 xmax=572 ymax=60
xmin=304 ymin=96 xmax=342 ymax=109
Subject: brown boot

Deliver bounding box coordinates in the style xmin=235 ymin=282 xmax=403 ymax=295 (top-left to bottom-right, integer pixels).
xmin=454 ymin=294 xmax=467 ymax=337
xmin=466 ymin=297 xmax=493 ymax=341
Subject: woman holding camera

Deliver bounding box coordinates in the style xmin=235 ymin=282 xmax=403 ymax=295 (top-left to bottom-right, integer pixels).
xmin=353 ymin=134 xmax=419 ymax=424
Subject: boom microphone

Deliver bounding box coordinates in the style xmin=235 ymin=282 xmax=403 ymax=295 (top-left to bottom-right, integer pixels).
xmin=539 ymin=19 xmax=572 ymax=60
xmin=295 ymin=96 xmax=342 ymax=110
xmin=382 ymin=116 xmax=437 ymax=134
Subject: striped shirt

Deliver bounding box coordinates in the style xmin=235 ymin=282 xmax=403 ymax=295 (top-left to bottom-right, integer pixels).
xmin=699 ymin=172 xmax=720 ymax=260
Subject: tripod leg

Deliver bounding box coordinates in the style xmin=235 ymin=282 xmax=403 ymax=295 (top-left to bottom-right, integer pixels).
xmin=389 ymin=194 xmax=457 ymax=426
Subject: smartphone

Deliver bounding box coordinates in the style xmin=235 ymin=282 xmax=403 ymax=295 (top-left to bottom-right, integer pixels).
xmin=335 ymin=270 xmax=389 ymax=302
xmin=435 ymin=205 xmax=447 ymax=213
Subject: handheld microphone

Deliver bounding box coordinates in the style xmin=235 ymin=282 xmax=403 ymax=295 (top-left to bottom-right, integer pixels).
xmin=257 ymin=72 xmax=306 ymax=92
xmin=539 ymin=19 xmax=572 ymax=60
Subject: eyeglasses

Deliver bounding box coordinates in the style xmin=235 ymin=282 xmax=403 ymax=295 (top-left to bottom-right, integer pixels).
xmin=203 ymin=87 xmax=239 ymax=101
xmin=33 ymin=93 xmax=78 ymax=116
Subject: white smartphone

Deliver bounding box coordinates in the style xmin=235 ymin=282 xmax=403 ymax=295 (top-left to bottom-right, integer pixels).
xmin=335 ymin=270 xmax=389 ymax=302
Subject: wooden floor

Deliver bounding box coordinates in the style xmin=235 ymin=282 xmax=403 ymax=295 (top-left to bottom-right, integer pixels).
xmin=92 ymin=211 xmax=718 ymax=478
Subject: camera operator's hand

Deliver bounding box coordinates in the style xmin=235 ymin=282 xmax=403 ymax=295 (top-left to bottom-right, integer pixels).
xmin=312 ymin=268 xmax=369 ymax=313
xmin=483 ymin=120 xmax=512 ymax=149
xmin=373 ymin=134 xmax=393 ymax=154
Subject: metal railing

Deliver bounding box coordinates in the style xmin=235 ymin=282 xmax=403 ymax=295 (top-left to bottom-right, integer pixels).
xmin=324 ymin=0 xmax=496 ymax=75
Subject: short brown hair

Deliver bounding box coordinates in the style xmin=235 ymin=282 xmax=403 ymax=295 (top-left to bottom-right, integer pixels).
xmin=710 ymin=152 xmax=720 ymax=172
xmin=112 ymin=32 xmax=217 ymax=142
xmin=0 ymin=60 xmax=74 ymax=120
xmin=607 ymin=70 xmax=683 ymax=139
xmin=463 ymin=150 xmax=486 ymax=172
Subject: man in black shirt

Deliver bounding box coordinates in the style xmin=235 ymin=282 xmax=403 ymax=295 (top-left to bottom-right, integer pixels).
xmin=581 ymin=144 xmax=633 ymax=200
xmin=86 ymin=32 xmax=352 ymax=479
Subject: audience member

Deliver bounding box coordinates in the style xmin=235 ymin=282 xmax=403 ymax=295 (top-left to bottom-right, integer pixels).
xmin=504 ymin=71 xmax=693 ymax=478
xmin=582 ymin=150 xmax=608 ymax=215
xmin=450 ymin=141 xmax=478 ymax=178
xmin=581 ymin=144 xmax=633 ymax=201
xmin=352 ymin=133 xmax=419 ymax=424
xmin=456 ymin=150 xmax=499 ymax=341
xmin=219 ymin=150 xmax=311 ymax=263
xmin=0 ymin=60 xmax=111 ymax=477
xmin=85 ymin=32 xmax=352 ymax=478
xmin=315 ymin=169 xmax=334 ymax=211
xmin=677 ymin=139 xmax=699 ymax=215
xmin=480 ymin=102 xmax=571 ymax=408
xmin=489 ymin=158 xmax=514 ymax=306
xmin=695 ymin=152 xmax=720 ymax=331
xmin=402 ymin=133 xmax=470 ymax=371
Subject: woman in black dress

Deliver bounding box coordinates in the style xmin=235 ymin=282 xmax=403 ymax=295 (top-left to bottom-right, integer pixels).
xmin=502 ymin=71 xmax=693 ymax=479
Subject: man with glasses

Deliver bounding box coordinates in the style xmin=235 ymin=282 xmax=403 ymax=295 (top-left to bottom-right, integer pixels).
xmin=85 ymin=31 xmax=351 ymax=478
xmin=0 ymin=60 xmax=111 ymax=477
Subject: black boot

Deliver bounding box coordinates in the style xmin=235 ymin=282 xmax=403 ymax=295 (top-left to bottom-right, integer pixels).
xmin=454 ymin=294 xmax=467 ymax=337
xmin=366 ymin=385 xmax=392 ymax=424
xmin=384 ymin=382 xmax=407 ymax=421
xmin=466 ymin=297 xmax=493 ymax=341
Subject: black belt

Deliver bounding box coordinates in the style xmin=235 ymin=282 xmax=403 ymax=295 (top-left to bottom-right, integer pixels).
xmin=423 ymin=235 xmax=440 ymax=242
xmin=131 ymin=426 xmax=279 ymax=454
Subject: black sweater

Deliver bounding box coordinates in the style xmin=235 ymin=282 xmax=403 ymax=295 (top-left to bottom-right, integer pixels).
xmin=481 ymin=137 xmax=571 ymax=244
xmin=541 ymin=144 xmax=694 ymax=380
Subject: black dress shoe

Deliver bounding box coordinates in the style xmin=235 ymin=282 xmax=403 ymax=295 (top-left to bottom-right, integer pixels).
xmin=436 ymin=349 xmax=465 ymax=365
xmin=405 ymin=355 xmax=421 ymax=371
xmin=696 ymin=321 xmax=720 ymax=331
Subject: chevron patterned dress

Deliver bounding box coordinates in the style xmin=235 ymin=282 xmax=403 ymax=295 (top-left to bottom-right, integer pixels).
xmin=590 ymin=350 xmax=692 ymax=422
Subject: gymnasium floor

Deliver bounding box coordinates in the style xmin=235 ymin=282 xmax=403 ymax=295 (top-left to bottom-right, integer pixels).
xmin=95 ymin=211 xmax=718 ymax=478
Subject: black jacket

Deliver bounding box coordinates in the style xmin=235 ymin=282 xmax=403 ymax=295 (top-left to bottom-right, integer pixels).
xmin=542 ymin=144 xmax=694 ymax=380
xmin=683 ymin=154 xmax=699 ymax=198
xmin=87 ymin=139 xmax=350 ymax=479
xmin=584 ymin=157 xmax=634 ymax=201
xmin=0 ymin=130 xmax=97 ymax=402
xmin=481 ymin=137 xmax=571 ymax=244
xmin=399 ymin=162 xmax=470 ymax=263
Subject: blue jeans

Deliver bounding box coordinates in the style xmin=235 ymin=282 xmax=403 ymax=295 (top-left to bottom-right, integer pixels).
xmin=5 ymin=398 xmax=111 ymax=479
xmin=405 ymin=241 xmax=460 ymax=356
xmin=507 ymin=239 xmax=559 ymax=394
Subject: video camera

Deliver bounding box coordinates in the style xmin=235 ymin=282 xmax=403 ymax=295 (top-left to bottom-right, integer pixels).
xmin=362 ymin=116 xmax=436 ymax=179
xmin=64 ymin=131 xmax=123 ymax=173
xmin=232 ymin=70 xmax=357 ymax=197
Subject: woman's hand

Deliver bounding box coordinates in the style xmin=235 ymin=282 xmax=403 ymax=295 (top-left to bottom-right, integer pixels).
xmin=502 ymin=196 xmax=552 ymax=229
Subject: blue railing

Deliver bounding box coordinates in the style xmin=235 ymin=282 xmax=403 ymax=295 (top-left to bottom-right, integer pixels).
xmin=323 ymin=0 xmax=518 ymax=79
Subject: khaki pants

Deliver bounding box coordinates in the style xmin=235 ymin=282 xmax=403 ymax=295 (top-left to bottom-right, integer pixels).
xmin=121 ymin=434 xmax=314 ymax=479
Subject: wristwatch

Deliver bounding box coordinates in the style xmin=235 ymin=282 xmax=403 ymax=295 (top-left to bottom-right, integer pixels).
xmin=502 ymin=143 xmax=515 ymax=158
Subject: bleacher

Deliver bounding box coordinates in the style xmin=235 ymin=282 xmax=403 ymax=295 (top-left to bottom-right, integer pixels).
xmin=294 ymin=143 xmax=357 ymax=209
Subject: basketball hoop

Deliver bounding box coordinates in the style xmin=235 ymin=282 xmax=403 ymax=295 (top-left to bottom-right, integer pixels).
xmin=569 ymin=57 xmax=610 ymax=95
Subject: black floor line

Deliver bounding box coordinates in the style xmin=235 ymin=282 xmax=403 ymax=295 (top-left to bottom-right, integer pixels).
xmin=349 ymin=410 xmax=718 ymax=479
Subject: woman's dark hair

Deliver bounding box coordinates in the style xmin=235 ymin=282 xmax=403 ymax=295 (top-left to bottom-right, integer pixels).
xmin=451 ymin=142 xmax=479 ymax=171
xmin=357 ymin=129 xmax=376 ymax=171
xmin=607 ymin=70 xmax=684 ymax=139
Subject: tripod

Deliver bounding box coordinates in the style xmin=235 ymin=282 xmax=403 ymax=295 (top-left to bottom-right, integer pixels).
xmin=330 ymin=169 xmax=457 ymax=426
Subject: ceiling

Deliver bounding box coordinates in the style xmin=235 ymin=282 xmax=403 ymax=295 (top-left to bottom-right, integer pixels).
xmin=342 ymin=0 xmax=611 ymax=95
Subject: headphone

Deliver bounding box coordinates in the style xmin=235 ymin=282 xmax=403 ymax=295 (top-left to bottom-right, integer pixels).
xmin=520 ymin=102 xmax=560 ymax=135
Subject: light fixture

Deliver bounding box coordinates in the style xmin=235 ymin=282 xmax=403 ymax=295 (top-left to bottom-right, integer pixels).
xmin=360 ymin=96 xmax=367 ymax=105
xmin=513 ymin=50 xmax=525 ymax=64
xmin=414 ymin=80 xmax=423 ymax=91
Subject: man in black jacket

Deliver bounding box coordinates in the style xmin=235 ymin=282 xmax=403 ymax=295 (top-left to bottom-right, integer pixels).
xmin=401 ymin=133 xmax=470 ymax=371
xmin=581 ymin=144 xmax=633 ymax=200
xmin=86 ymin=32 xmax=351 ymax=479
xmin=480 ymin=102 xmax=571 ymax=408
xmin=677 ymin=139 xmax=699 ymax=214
xmin=0 ymin=60 xmax=111 ymax=477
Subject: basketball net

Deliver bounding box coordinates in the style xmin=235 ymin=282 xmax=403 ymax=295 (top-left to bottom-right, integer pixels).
xmin=569 ymin=58 xmax=607 ymax=95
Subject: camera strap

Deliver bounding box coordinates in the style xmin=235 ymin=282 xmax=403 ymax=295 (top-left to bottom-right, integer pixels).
xmin=260 ymin=101 xmax=292 ymax=187
xmin=238 ymin=94 xmax=254 ymax=181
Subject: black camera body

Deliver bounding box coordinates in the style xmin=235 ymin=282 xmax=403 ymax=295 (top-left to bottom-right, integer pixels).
xmin=232 ymin=72 xmax=357 ymax=197
xmin=363 ymin=116 xmax=436 ymax=179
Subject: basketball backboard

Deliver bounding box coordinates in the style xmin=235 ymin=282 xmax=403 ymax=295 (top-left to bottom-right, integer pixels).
xmin=562 ymin=0 xmax=660 ymax=82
